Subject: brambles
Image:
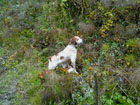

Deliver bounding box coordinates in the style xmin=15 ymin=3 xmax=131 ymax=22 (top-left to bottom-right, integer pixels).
xmin=0 ymin=0 xmax=140 ymax=105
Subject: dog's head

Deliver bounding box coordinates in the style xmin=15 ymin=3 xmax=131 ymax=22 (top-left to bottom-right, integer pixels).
xmin=69 ymin=36 xmax=83 ymax=46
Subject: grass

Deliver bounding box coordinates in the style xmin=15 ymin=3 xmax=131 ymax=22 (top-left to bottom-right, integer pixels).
xmin=0 ymin=0 xmax=140 ymax=104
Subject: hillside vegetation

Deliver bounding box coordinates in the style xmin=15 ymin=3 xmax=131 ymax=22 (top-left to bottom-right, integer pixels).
xmin=0 ymin=0 xmax=140 ymax=105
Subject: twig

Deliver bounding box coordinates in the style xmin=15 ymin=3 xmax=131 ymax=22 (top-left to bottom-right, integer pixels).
xmin=94 ymin=73 xmax=98 ymax=105
xmin=111 ymin=83 xmax=118 ymax=99
xmin=118 ymin=84 xmax=128 ymax=97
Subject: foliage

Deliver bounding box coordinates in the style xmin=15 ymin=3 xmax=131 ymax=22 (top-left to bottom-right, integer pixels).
xmin=0 ymin=0 xmax=140 ymax=105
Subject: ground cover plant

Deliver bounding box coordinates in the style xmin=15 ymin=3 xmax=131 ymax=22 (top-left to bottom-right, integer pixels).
xmin=0 ymin=0 xmax=140 ymax=105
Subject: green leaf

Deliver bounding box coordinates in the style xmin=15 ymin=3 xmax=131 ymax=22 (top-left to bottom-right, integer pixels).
xmin=127 ymin=98 xmax=133 ymax=104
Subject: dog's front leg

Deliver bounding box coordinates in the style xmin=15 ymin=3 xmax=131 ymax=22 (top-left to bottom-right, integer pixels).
xmin=48 ymin=61 xmax=57 ymax=70
xmin=70 ymin=56 xmax=78 ymax=74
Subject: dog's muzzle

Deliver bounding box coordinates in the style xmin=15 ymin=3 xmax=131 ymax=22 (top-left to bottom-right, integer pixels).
xmin=80 ymin=39 xmax=84 ymax=45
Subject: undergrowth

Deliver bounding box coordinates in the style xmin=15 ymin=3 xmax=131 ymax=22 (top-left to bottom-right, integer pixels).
xmin=0 ymin=0 xmax=140 ymax=105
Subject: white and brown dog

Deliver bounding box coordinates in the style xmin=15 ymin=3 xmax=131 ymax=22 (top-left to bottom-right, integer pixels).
xmin=48 ymin=36 xmax=83 ymax=73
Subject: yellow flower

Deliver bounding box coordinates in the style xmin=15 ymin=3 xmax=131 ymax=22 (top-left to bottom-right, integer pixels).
xmin=77 ymin=31 xmax=79 ymax=34
xmin=88 ymin=66 xmax=93 ymax=70
xmin=89 ymin=11 xmax=94 ymax=17
xmin=78 ymin=94 xmax=80 ymax=97
xmin=127 ymin=62 xmax=130 ymax=66
xmin=101 ymin=33 xmax=106 ymax=38
xmin=39 ymin=72 xmax=44 ymax=79
xmin=101 ymin=28 xmax=105 ymax=32
xmin=98 ymin=73 xmax=101 ymax=76
xmin=24 ymin=46 xmax=27 ymax=52
xmin=70 ymin=19 xmax=73 ymax=23
xmin=38 ymin=57 xmax=41 ymax=63
xmin=30 ymin=44 xmax=34 ymax=49
xmin=88 ymin=57 xmax=91 ymax=62
xmin=46 ymin=36 xmax=48 ymax=40
xmin=109 ymin=13 xmax=113 ymax=17
xmin=60 ymin=68 xmax=68 ymax=73
xmin=44 ymin=61 xmax=48 ymax=65
xmin=126 ymin=44 xmax=129 ymax=48
xmin=4 ymin=18 xmax=8 ymax=23
xmin=9 ymin=52 xmax=17 ymax=61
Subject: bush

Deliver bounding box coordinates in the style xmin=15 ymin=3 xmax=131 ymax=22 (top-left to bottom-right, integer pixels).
xmin=0 ymin=0 xmax=140 ymax=105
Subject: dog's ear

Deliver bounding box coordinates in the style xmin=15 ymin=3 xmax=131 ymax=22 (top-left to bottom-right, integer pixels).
xmin=69 ymin=37 xmax=77 ymax=45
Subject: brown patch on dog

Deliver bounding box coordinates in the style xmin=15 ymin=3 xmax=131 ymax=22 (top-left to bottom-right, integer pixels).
xmin=56 ymin=53 xmax=59 ymax=56
xmin=69 ymin=36 xmax=78 ymax=45
xmin=48 ymin=56 xmax=52 ymax=62
xmin=65 ymin=65 xmax=69 ymax=69
xmin=60 ymin=56 xmax=64 ymax=59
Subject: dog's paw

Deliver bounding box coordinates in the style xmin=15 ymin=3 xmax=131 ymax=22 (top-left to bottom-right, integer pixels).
xmin=76 ymin=71 xmax=78 ymax=74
